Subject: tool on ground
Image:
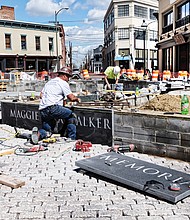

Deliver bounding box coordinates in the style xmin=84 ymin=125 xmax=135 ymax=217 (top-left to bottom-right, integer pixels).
xmin=42 ymin=137 xmax=57 ymax=143
xmin=15 ymin=144 xmax=48 ymax=154
xmin=0 ymin=147 xmax=18 ymax=156
xmin=51 ymin=144 xmax=73 ymax=162
xmin=14 ymin=127 xmax=31 ymax=140
xmin=143 ymin=180 xmax=165 ymax=191
xmin=107 ymin=144 xmax=135 ymax=153
xmin=169 ymin=183 xmax=181 ymax=191
xmin=73 ymin=139 xmax=92 ymax=152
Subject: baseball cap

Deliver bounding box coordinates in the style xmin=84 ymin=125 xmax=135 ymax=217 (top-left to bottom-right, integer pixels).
xmin=57 ymin=66 xmax=72 ymax=77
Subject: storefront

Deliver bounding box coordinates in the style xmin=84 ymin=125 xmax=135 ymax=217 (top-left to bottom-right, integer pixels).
xmin=158 ymin=32 xmax=190 ymax=74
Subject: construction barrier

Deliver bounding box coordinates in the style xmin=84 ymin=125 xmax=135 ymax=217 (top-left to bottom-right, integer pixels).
xmin=178 ymin=70 xmax=188 ymax=80
xmin=126 ymin=69 xmax=132 ymax=79
xmin=83 ymin=69 xmax=90 ymax=79
xmin=162 ymin=70 xmax=171 ymax=81
xmin=131 ymin=69 xmax=136 ymax=78
xmin=40 ymin=70 xmax=48 ymax=80
xmin=1 ymin=72 xmax=4 ymax=80
xmin=0 ymin=81 xmax=7 ymax=91
xmin=136 ymin=70 xmax=144 ymax=80
xmin=152 ymin=70 xmax=159 ymax=81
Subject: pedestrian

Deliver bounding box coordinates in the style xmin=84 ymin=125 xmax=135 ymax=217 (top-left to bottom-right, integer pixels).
xmin=34 ymin=66 xmax=80 ymax=143
xmin=104 ymin=66 xmax=121 ymax=90
xmin=146 ymin=68 xmax=151 ymax=80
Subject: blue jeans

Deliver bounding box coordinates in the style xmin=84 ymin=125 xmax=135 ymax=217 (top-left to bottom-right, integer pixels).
xmin=39 ymin=105 xmax=77 ymax=140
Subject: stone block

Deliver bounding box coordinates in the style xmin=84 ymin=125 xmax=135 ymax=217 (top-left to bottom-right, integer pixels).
xmin=155 ymin=117 xmax=167 ymax=129
xmin=165 ymin=145 xmax=190 ymax=162
xmin=181 ymin=133 xmax=190 ymax=147
xmin=167 ymin=118 xmax=190 ymax=133
xmin=156 ymin=130 xmax=179 ymax=145
xmin=114 ymin=125 xmax=133 ymax=139
xmin=121 ymin=114 xmax=144 ymax=127
xmin=134 ymin=127 xmax=155 ymax=142
xmin=143 ymin=116 xmax=156 ymax=128
xmin=137 ymin=143 xmax=167 ymax=157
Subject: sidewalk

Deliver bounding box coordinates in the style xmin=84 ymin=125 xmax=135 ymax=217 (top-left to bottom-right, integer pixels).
xmin=0 ymin=124 xmax=189 ymax=220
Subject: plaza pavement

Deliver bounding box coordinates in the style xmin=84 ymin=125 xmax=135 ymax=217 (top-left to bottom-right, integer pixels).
xmin=0 ymin=124 xmax=189 ymax=220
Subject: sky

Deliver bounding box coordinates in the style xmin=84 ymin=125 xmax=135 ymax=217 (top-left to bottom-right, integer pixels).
xmin=0 ymin=0 xmax=111 ymax=67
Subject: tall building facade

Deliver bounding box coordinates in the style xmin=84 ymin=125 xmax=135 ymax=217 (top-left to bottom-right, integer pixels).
xmin=157 ymin=0 xmax=190 ymax=74
xmin=103 ymin=0 xmax=158 ymax=73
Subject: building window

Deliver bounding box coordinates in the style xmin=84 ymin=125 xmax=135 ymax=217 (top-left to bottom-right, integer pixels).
xmin=111 ymin=9 xmax=114 ymax=23
xmin=176 ymin=1 xmax=190 ymax=28
xmin=108 ymin=9 xmax=114 ymax=25
xmin=118 ymin=5 xmax=129 ymax=17
xmin=177 ymin=1 xmax=190 ymax=20
xmin=150 ymin=9 xmax=158 ymax=20
xmin=136 ymin=49 xmax=148 ymax=60
xmin=150 ymin=49 xmax=157 ymax=59
xmin=35 ymin=36 xmax=41 ymax=50
xmin=118 ymin=28 xmax=129 ymax=40
xmin=49 ymin=37 xmax=53 ymax=51
xmin=104 ymin=9 xmax=114 ymax=30
xmin=21 ymin=35 xmax=27 ymax=50
xmin=135 ymin=29 xmax=145 ymax=40
xmin=134 ymin=5 xmax=147 ymax=18
xmin=107 ymin=31 xmax=114 ymax=45
xmin=163 ymin=10 xmax=173 ymax=33
xmin=164 ymin=11 xmax=173 ymax=26
xmin=162 ymin=47 xmax=173 ymax=71
xmin=119 ymin=49 xmax=130 ymax=56
xmin=149 ymin=30 xmax=158 ymax=41
xmin=136 ymin=49 xmax=144 ymax=59
xmin=5 ymin=34 xmax=11 ymax=49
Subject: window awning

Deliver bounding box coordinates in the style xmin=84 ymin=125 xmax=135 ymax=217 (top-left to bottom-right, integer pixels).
xmin=114 ymin=55 xmax=131 ymax=61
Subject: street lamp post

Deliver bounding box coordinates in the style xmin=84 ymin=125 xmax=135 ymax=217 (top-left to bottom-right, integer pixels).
xmin=141 ymin=20 xmax=148 ymax=76
xmin=141 ymin=20 xmax=157 ymax=76
xmin=143 ymin=29 xmax=146 ymax=76
xmin=55 ymin=7 xmax=69 ymax=71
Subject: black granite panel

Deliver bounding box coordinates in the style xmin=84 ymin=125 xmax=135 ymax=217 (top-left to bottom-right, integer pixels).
xmin=76 ymin=152 xmax=190 ymax=203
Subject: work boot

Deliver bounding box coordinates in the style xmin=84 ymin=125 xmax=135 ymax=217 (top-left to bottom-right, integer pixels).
xmin=31 ymin=127 xmax=39 ymax=145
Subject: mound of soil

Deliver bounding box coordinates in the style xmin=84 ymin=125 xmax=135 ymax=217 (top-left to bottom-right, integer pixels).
xmin=139 ymin=94 xmax=189 ymax=113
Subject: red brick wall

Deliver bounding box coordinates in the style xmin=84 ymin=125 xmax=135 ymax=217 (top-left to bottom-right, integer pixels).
xmin=0 ymin=6 xmax=15 ymax=20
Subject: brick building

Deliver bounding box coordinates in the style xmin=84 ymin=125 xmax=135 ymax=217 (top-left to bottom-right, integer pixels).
xmin=0 ymin=5 xmax=15 ymax=20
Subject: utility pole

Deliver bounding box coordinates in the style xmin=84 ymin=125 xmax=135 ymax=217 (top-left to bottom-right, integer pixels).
xmin=69 ymin=41 xmax=72 ymax=70
xmin=54 ymin=7 xmax=69 ymax=71
xmin=143 ymin=29 xmax=146 ymax=76
xmin=86 ymin=55 xmax=88 ymax=69
xmin=141 ymin=20 xmax=157 ymax=75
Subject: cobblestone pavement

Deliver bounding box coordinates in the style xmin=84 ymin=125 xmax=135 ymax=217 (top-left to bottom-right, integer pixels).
xmin=0 ymin=124 xmax=190 ymax=220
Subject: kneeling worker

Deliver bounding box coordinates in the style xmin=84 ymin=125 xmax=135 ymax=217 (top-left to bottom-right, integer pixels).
xmin=37 ymin=66 xmax=80 ymax=142
xmin=104 ymin=66 xmax=121 ymax=90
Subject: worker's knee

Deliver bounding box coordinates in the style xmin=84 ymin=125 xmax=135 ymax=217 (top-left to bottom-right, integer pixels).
xmin=68 ymin=112 xmax=77 ymax=125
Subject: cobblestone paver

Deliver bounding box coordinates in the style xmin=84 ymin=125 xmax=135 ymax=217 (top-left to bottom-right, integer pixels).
xmin=0 ymin=124 xmax=190 ymax=220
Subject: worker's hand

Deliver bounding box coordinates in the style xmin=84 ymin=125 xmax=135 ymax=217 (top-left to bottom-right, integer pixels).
xmin=77 ymin=98 xmax=81 ymax=103
xmin=107 ymin=84 xmax=111 ymax=90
